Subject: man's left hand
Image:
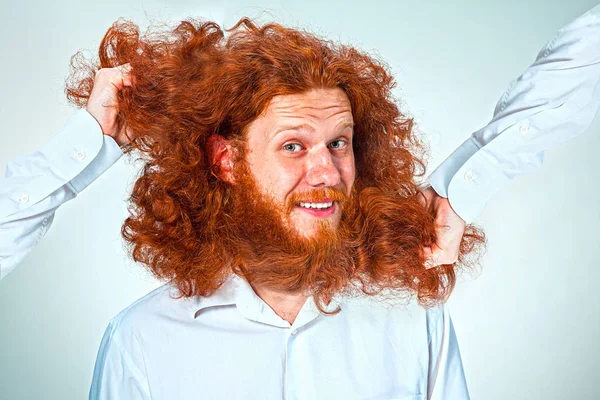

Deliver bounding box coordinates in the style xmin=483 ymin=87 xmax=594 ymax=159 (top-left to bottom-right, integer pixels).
xmin=420 ymin=186 xmax=466 ymax=269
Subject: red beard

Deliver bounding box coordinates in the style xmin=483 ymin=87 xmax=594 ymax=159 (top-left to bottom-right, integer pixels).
xmin=226 ymin=161 xmax=360 ymax=302
xmin=212 ymin=161 xmax=462 ymax=314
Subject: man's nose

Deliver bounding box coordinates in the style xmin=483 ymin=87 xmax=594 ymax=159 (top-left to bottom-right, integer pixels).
xmin=305 ymin=146 xmax=341 ymax=187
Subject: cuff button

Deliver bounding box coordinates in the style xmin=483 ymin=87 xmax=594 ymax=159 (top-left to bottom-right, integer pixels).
xmin=464 ymin=171 xmax=475 ymax=183
xmin=74 ymin=150 xmax=86 ymax=161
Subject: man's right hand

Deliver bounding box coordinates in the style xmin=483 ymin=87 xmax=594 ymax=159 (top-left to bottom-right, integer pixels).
xmin=86 ymin=64 xmax=133 ymax=147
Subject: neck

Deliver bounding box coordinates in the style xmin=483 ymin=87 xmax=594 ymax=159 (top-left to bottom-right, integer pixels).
xmin=251 ymin=284 xmax=309 ymax=325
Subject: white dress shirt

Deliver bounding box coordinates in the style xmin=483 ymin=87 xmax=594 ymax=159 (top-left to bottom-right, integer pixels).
xmin=89 ymin=274 xmax=467 ymax=400
xmin=428 ymin=4 xmax=600 ymax=223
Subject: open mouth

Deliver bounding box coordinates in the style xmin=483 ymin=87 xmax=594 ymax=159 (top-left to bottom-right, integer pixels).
xmin=296 ymin=201 xmax=334 ymax=210
xmin=294 ymin=200 xmax=336 ymax=217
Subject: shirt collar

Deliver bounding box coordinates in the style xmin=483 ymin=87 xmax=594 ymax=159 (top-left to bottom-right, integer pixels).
xmin=189 ymin=274 xmax=341 ymax=329
xmin=189 ymin=274 xmax=239 ymax=318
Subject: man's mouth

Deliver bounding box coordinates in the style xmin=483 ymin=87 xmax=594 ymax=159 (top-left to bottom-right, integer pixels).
xmin=297 ymin=201 xmax=334 ymax=210
xmin=294 ymin=200 xmax=336 ymax=217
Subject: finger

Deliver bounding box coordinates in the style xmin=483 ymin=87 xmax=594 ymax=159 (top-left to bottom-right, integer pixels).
xmin=117 ymin=63 xmax=134 ymax=87
xmin=417 ymin=186 xmax=434 ymax=208
xmin=122 ymin=124 xmax=134 ymax=140
xmin=122 ymin=75 xmax=134 ymax=87
xmin=103 ymin=64 xmax=133 ymax=90
xmin=434 ymin=201 xmax=464 ymax=249
xmin=101 ymin=96 xmax=117 ymax=108
xmin=427 ymin=243 xmax=449 ymax=268
xmin=116 ymin=63 xmax=131 ymax=74
xmin=429 ymin=225 xmax=462 ymax=267
xmin=425 ymin=215 xmax=463 ymax=268
xmin=422 ymin=246 xmax=437 ymax=270
xmin=421 ymin=246 xmax=432 ymax=259
xmin=424 ymin=244 xmax=444 ymax=269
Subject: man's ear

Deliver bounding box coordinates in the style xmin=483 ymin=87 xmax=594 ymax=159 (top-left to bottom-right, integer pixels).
xmin=206 ymin=134 xmax=235 ymax=184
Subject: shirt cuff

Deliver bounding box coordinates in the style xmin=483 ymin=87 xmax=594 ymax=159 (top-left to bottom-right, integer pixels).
xmin=427 ymin=137 xmax=512 ymax=223
xmin=41 ymin=109 xmax=124 ymax=194
xmin=69 ymin=132 xmax=123 ymax=193
xmin=428 ymin=137 xmax=480 ymax=199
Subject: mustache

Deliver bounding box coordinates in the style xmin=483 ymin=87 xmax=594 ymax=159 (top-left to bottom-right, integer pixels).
xmin=285 ymin=187 xmax=349 ymax=213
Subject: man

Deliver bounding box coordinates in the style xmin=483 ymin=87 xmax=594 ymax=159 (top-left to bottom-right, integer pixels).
xmin=72 ymin=17 xmax=485 ymax=399
xmin=0 ymin=3 xmax=596 ymax=398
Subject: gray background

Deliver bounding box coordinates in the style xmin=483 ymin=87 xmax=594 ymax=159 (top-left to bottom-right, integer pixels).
xmin=1 ymin=0 xmax=599 ymax=399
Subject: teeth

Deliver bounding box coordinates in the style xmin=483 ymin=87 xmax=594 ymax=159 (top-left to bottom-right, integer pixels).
xmin=298 ymin=201 xmax=333 ymax=209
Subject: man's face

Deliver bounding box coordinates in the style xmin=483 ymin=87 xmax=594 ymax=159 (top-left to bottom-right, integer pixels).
xmin=243 ymin=88 xmax=356 ymax=238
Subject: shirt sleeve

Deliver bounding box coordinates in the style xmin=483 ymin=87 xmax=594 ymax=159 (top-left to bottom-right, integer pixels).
xmin=427 ymin=5 xmax=600 ymax=223
xmin=89 ymin=317 xmax=152 ymax=400
xmin=427 ymin=305 xmax=469 ymax=400
xmin=0 ymin=109 xmax=123 ymax=280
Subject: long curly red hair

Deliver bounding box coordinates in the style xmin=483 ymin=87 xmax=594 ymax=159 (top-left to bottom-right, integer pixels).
xmin=66 ymin=17 xmax=485 ymax=313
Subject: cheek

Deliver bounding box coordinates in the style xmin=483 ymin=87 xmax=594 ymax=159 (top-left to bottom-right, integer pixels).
xmin=341 ymin=157 xmax=356 ymax=190
xmin=255 ymin=159 xmax=303 ymax=199
xmin=275 ymin=166 xmax=303 ymax=195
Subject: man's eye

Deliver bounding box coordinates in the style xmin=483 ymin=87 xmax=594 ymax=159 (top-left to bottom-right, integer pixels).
xmin=328 ymin=140 xmax=347 ymax=149
xmin=283 ymin=143 xmax=302 ymax=152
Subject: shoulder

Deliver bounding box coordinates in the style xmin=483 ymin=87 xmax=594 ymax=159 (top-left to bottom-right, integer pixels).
xmin=91 ymin=286 xmax=178 ymax=396
xmin=103 ymin=283 xmax=194 ymax=343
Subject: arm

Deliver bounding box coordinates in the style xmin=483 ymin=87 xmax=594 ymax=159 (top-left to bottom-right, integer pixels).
xmin=0 ymin=64 xmax=132 ymax=280
xmin=0 ymin=111 xmax=123 ymax=279
xmin=428 ymin=5 xmax=600 ymax=223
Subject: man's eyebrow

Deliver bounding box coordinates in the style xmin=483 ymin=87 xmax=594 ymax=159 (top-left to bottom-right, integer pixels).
xmin=337 ymin=121 xmax=355 ymax=132
xmin=271 ymin=123 xmax=314 ymax=138
xmin=270 ymin=121 xmax=355 ymax=140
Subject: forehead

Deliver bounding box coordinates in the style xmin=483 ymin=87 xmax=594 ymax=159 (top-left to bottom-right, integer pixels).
xmin=246 ymin=88 xmax=354 ymax=139
xmin=266 ymin=87 xmax=353 ymax=119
